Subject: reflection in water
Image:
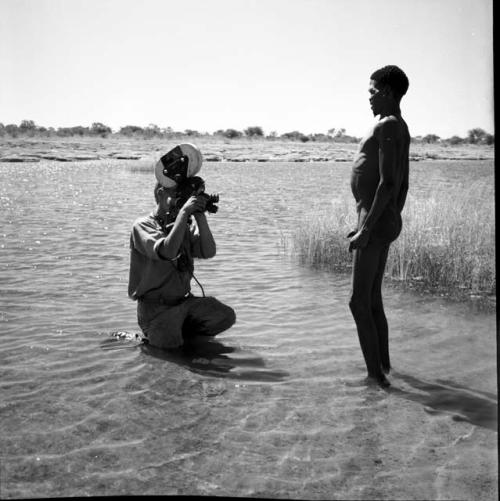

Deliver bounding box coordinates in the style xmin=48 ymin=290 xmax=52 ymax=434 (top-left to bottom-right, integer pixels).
xmin=389 ymin=371 xmax=498 ymax=431
xmin=100 ymin=330 xmax=145 ymax=349
xmin=100 ymin=332 xmax=289 ymax=383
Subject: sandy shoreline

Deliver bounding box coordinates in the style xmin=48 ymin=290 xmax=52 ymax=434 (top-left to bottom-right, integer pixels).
xmin=0 ymin=136 xmax=494 ymax=164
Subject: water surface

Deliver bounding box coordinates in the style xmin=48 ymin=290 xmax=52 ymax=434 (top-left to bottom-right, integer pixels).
xmin=0 ymin=160 xmax=496 ymax=499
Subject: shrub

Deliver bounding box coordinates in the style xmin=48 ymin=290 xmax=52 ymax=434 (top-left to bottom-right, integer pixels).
xmin=244 ymin=126 xmax=264 ymax=137
xmin=5 ymin=124 xmax=19 ymax=137
xmin=90 ymin=122 xmax=112 ymax=137
xmin=56 ymin=126 xmax=90 ymax=137
xmin=281 ymin=130 xmax=309 ymax=142
xmin=221 ymin=128 xmax=243 ymax=139
xmin=119 ymin=125 xmax=144 ymax=136
xmin=467 ymin=128 xmax=487 ymax=144
xmin=143 ymin=124 xmax=161 ymax=138
xmin=422 ymin=134 xmax=441 ymax=143
xmin=445 ymin=135 xmax=464 ymax=145
xmin=19 ymin=120 xmax=37 ymax=136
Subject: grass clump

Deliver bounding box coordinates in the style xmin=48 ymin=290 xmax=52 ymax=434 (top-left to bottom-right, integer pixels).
xmin=288 ymin=197 xmax=353 ymax=272
xmin=289 ymin=181 xmax=495 ymax=299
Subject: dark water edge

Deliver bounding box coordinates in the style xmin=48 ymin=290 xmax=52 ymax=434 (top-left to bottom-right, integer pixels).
xmin=293 ymin=260 xmax=496 ymax=314
xmin=386 ymin=279 xmax=496 ymax=313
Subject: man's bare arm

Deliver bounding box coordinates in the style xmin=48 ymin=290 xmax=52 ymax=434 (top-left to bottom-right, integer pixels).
xmin=396 ymin=161 xmax=409 ymax=212
xmin=157 ymin=196 xmax=206 ymax=260
xmin=193 ymin=211 xmax=216 ymax=258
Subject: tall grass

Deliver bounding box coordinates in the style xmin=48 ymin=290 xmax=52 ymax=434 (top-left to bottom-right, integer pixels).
xmin=288 ymin=180 xmax=495 ymax=297
xmin=288 ymin=197 xmax=354 ymax=272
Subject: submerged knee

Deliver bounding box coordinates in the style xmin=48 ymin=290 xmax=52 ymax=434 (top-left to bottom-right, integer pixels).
xmin=211 ymin=303 xmax=236 ymax=333
xmin=223 ymin=305 xmax=236 ymax=329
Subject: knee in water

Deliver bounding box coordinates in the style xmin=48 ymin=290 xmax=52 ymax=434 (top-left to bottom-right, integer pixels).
xmin=349 ymin=295 xmax=370 ymax=315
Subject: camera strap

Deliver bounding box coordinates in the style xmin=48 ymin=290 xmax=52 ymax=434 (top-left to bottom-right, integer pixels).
xmin=153 ymin=212 xmax=206 ymax=297
xmin=191 ymin=273 xmax=206 ymax=297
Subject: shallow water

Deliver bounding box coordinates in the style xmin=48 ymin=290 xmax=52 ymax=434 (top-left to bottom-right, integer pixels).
xmin=0 ymin=160 xmax=496 ymax=499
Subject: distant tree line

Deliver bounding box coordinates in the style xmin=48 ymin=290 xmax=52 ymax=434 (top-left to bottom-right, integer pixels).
xmin=411 ymin=128 xmax=494 ymax=146
xmin=0 ymin=120 xmax=494 ymax=145
xmin=0 ymin=120 xmax=113 ymax=138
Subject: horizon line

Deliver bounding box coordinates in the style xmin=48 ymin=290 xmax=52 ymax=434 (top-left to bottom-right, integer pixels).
xmin=0 ymin=120 xmax=494 ymax=141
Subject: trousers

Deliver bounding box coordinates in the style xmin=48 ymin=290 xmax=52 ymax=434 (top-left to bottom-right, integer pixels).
xmin=137 ymin=295 xmax=236 ymax=349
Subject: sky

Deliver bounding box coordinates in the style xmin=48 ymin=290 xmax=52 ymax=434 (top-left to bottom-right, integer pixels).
xmin=0 ymin=0 xmax=494 ymax=138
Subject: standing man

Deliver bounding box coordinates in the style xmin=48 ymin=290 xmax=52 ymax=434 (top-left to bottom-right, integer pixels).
xmin=348 ymin=65 xmax=410 ymax=387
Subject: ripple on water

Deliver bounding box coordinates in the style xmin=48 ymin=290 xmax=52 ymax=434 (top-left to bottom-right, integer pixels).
xmin=0 ymin=161 xmax=496 ymax=499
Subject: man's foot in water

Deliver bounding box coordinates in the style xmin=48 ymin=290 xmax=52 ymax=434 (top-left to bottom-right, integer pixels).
xmin=381 ymin=364 xmax=391 ymax=375
xmin=366 ymin=372 xmax=391 ymax=388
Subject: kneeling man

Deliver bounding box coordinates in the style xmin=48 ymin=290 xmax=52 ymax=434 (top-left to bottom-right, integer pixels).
xmin=128 ymin=144 xmax=235 ymax=349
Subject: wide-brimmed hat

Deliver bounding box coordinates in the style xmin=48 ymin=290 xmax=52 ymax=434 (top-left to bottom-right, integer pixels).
xmin=154 ymin=143 xmax=203 ymax=188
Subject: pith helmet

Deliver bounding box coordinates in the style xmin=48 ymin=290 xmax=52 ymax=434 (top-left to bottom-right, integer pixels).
xmin=154 ymin=143 xmax=203 ymax=188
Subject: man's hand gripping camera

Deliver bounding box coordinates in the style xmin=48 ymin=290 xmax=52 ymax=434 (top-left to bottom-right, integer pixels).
xmin=173 ymin=175 xmax=219 ymax=214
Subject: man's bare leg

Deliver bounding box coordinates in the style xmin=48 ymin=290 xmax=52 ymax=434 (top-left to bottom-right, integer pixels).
xmin=349 ymin=241 xmax=390 ymax=386
xmin=371 ymin=242 xmax=391 ymax=374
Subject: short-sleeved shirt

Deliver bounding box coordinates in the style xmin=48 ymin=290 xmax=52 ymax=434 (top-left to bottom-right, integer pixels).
xmin=128 ymin=213 xmax=203 ymax=302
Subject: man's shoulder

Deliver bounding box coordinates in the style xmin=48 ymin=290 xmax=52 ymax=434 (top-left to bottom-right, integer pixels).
xmin=374 ymin=115 xmax=406 ymax=139
xmin=375 ymin=115 xmax=401 ymax=128
xmin=132 ymin=213 xmax=156 ymax=230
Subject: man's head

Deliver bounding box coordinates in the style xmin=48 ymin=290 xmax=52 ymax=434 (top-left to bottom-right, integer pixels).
xmin=370 ymin=65 xmax=409 ymax=102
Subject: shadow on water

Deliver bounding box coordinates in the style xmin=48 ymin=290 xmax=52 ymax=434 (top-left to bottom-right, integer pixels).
xmin=388 ymin=371 xmax=498 ymax=431
xmin=100 ymin=331 xmax=289 ymax=383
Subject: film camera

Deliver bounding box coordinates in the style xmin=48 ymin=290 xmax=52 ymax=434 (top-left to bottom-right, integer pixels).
xmin=173 ymin=174 xmax=219 ymax=214
xmin=158 ymin=146 xmax=219 ymax=214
